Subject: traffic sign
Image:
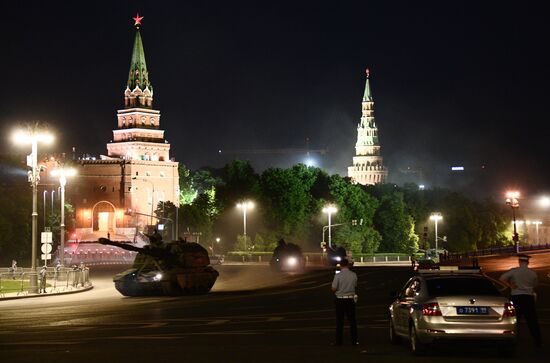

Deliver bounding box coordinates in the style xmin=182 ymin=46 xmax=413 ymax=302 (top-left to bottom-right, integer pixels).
xmin=41 ymin=254 xmax=52 ymax=260
xmin=41 ymin=244 xmax=53 ymax=254
xmin=41 ymin=232 xmax=53 ymax=243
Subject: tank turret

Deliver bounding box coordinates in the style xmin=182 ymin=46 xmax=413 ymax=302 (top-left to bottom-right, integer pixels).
xmin=99 ymin=238 xmax=219 ymax=296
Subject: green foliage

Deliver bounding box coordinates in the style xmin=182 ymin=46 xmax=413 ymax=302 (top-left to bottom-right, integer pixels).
xmin=178 ymin=164 xmax=197 ymax=205
xmin=253 ymin=232 xmax=277 ymax=252
xmin=234 ymin=234 xmax=253 ymax=252
xmin=217 ymin=160 xmax=260 ymax=210
xmin=165 ymin=162 xmax=513 ymax=256
xmin=0 ymin=184 xmax=31 ymax=265
xmin=258 ymin=164 xmax=317 ymax=240
xmin=180 ymin=196 xmax=214 ymax=241
xmin=373 ymin=190 xmax=419 ymax=253
xmin=192 ymin=169 xmax=222 ymax=195
xmin=327 ymin=175 xmax=380 ymax=253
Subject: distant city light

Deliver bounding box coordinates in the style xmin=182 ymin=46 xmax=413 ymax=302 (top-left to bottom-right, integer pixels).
xmin=419 ymin=184 xmax=425 ymax=190
xmin=304 ymin=157 xmax=316 ymax=167
xmin=451 ymin=166 xmax=465 ymax=171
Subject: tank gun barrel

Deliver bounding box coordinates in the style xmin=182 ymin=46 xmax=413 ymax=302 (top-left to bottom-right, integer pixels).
xmin=98 ymin=238 xmax=145 ymax=253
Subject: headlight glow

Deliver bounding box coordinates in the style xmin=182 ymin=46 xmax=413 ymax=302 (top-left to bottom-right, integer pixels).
xmin=286 ymin=256 xmax=298 ymax=266
xmin=335 ymin=256 xmax=341 ymax=262
xmin=154 ymin=273 xmax=163 ymax=281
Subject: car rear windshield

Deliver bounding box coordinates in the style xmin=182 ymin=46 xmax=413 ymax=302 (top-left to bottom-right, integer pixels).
xmin=426 ymin=277 xmax=501 ymax=297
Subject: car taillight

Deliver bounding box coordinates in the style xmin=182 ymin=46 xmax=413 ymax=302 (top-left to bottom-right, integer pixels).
xmin=422 ymin=302 xmax=442 ymax=316
xmin=503 ymin=302 xmax=516 ymax=317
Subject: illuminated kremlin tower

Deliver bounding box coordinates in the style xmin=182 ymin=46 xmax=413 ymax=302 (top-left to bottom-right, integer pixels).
xmin=70 ymin=15 xmax=179 ymax=241
xmin=347 ymin=69 xmax=388 ymax=185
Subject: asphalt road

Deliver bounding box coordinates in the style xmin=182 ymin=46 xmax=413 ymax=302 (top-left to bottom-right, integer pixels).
xmin=1 ymin=255 xmax=549 ymax=363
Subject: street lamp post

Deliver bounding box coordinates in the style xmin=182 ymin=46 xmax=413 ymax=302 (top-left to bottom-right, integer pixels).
xmin=506 ymin=191 xmax=520 ymax=253
xmin=43 ymin=190 xmax=48 ymax=228
xmin=12 ymin=128 xmax=54 ymax=293
xmin=429 ymin=212 xmax=443 ymax=257
xmin=51 ymin=168 xmax=77 ymax=267
xmin=237 ymin=201 xmax=254 ymax=251
xmin=51 ymin=189 xmax=55 ymax=215
xmin=322 ymin=204 xmax=337 ymax=248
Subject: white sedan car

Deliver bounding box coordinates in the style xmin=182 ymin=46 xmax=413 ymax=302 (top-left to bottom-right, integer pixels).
xmin=388 ymin=268 xmax=517 ymax=355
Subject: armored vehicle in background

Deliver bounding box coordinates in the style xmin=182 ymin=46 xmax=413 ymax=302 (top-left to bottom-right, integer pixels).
xmin=326 ymin=245 xmax=349 ymax=266
xmin=270 ymin=239 xmax=306 ymax=272
xmin=99 ymin=238 xmax=219 ymax=296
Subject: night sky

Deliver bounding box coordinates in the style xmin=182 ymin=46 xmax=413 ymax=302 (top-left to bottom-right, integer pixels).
xmin=1 ymin=1 xmax=549 ymax=197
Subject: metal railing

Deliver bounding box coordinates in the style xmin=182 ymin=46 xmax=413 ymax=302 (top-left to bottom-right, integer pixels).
xmin=447 ymin=243 xmax=550 ymax=261
xmin=0 ymin=266 xmax=91 ymax=296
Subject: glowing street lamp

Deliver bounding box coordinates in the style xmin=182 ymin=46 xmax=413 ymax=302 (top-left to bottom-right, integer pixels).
xmin=505 ymin=191 xmax=520 ymax=253
xmin=429 ymin=212 xmax=443 ymax=256
xmin=12 ymin=127 xmax=54 ymax=293
xmin=322 ymin=204 xmax=337 ymax=248
xmin=212 ymin=237 xmax=221 ymax=256
xmin=237 ymin=201 xmax=254 ymax=251
xmin=538 ymin=196 xmax=550 ymax=209
xmin=51 ymin=167 xmax=77 ymax=266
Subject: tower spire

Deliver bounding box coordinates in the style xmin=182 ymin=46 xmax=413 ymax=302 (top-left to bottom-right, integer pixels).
xmin=348 ymin=67 xmax=388 ymax=185
xmin=125 ymin=14 xmax=153 ymax=108
xmin=363 ymin=68 xmax=373 ymax=102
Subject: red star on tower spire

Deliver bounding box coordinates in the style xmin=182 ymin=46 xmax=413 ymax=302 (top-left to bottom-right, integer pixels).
xmin=133 ymin=13 xmax=144 ymax=28
xmin=365 ymin=68 xmax=370 ymax=77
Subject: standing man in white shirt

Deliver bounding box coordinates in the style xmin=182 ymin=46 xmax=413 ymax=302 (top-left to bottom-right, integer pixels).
xmin=331 ymin=258 xmax=358 ymax=346
xmin=500 ymin=254 xmax=542 ymax=347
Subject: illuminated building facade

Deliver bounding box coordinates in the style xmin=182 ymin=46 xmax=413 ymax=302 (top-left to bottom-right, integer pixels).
xmin=347 ymin=69 xmax=388 ymax=185
xmin=70 ymin=17 xmax=179 ymax=242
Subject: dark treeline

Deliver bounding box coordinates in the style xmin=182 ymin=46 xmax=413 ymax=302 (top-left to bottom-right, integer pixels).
xmin=158 ymin=160 xmax=515 ymax=255
xmin=0 ymin=158 xmax=515 ymax=265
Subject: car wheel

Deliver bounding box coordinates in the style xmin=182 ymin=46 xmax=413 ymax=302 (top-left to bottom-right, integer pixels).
xmin=410 ymin=324 xmax=427 ymax=355
xmin=389 ymin=318 xmax=401 ymax=344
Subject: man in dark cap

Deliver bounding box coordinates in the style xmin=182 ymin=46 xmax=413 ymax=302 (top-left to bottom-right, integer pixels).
xmin=500 ymin=254 xmax=542 ymax=347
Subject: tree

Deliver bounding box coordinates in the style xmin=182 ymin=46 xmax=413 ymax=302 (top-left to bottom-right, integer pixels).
xmin=258 ymin=164 xmax=317 ymax=241
xmin=253 ymin=232 xmax=276 ymax=252
xmin=217 ymin=160 xmax=259 ymax=210
xmin=327 ymin=175 xmax=380 ymax=253
xmin=0 ymin=183 xmax=32 ymax=265
xmin=440 ymin=193 xmax=479 ymax=252
xmin=373 ymin=191 xmax=418 ymax=253
xmin=179 ymin=164 xmax=197 ymax=206
xmin=475 ymin=199 xmax=512 ymax=249
xmin=192 ymin=169 xmax=222 ymax=195
xmin=234 ymin=234 xmax=253 ymax=252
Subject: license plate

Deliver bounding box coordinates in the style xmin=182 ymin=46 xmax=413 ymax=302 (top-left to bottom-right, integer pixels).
xmin=456 ymin=306 xmax=489 ymax=315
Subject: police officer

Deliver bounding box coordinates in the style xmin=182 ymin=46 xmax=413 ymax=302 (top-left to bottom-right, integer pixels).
xmin=331 ymin=258 xmax=358 ymax=346
xmin=500 ymin=254 xmax=542 ymax=347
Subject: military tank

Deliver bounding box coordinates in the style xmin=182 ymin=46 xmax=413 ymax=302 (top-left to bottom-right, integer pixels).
xmin=325 ymin=245 xmax=353 ymax=266
xmin=98 ymin=237 xmax=219 ymax=296
xmin=270 ymin=239 xmax=306 ymax=272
